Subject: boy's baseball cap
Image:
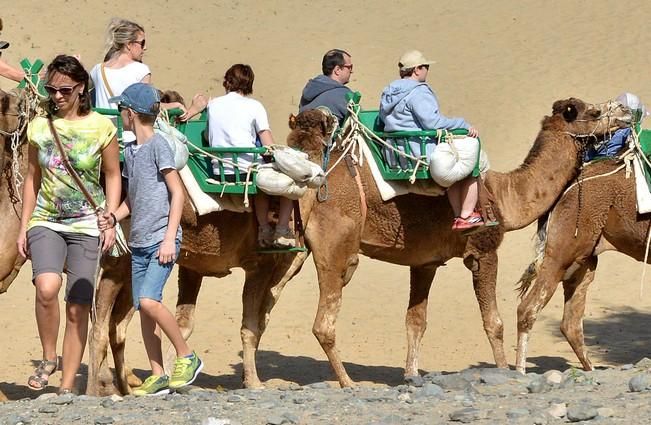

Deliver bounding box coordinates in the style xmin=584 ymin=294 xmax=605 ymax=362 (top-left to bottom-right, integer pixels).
xmin=109 ymin=82 xmax=160 ymax=116
xmin=398 ymin=50 xmax=436 ymax=71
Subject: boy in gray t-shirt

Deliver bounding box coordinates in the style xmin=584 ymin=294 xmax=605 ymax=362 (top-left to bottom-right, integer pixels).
xmin=99 ymin=83 xmax=203 ymax=395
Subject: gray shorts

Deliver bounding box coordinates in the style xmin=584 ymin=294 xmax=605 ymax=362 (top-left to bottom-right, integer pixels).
xmin=27 ymin=226 xmax=100 ymax=305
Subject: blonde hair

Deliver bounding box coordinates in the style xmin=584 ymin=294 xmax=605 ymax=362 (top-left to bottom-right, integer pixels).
xmin=103 ymin=18 xmax=145 ymax=62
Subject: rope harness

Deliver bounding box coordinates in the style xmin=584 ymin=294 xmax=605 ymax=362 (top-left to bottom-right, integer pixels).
xmin=546 ymin=100 xmax=651 ymax=295
xmin=1 ymin=75 xmax=45 ymax=203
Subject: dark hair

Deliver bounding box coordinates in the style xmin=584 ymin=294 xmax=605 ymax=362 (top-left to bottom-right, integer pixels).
xmin=223 ymin=64 xmax=254 ymax=95
xmin=322 ymin=49 xmax=350 ymax=76
xmin=399 ymin=67 xmax=416 ymax=79
xmin=45 ymin=54 xmax=92 ymax=116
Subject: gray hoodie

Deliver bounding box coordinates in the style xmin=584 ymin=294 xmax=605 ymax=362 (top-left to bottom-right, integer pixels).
xmin=379 ymin=79 xmax=470 ymax=132
xmin=299 ymin=75 xmax=352 ymax=123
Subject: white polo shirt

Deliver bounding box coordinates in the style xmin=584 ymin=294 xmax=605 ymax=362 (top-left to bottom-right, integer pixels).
xmin=207 ymin=92 xmax=270 ymax=175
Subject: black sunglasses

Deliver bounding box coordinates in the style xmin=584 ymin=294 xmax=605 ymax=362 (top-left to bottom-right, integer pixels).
xmin=419 ymin=64 xmax=430 ymax=70
xmin=44 ymin=83 xmax=80 ymax=96
xmin=132 ymin=39 xmax=146 ymax=48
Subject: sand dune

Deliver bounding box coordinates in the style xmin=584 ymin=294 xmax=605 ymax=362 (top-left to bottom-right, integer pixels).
xmin=2 ymin=0 xmax=651 ymax=399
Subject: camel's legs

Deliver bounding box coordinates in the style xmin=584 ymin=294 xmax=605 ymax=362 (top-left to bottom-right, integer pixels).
xmin=109 ymin=277 xmax=140 ymax=393
xmin=560 ymin=256 xmax=598 ymax=371
xmin=88 ymin=256 xmax=129 ymax=396
xmin=312 ymin=249 xmax=360 ymax=388
xmin=515 ymin=257 xmax=566 ymax=373
xmin=164 ymin=265 xmax=203 ymax=374
xmin=404 ymin=264 xmax=437 ymax=378
xmin=465 ymin=252 xmax=507 ymax=368
xmin=241 ymin=252 xmax=307 ymax=389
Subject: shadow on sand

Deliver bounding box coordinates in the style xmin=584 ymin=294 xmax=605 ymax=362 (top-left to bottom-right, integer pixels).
xmin=0 ymin=351 xmax=406 ymax=401
xmin=543 ymin=306 xmax=651 ymax=368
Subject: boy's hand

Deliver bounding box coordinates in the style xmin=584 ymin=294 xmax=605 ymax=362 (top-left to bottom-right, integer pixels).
xmin=156 ymin=239 xmax=177 ymax=264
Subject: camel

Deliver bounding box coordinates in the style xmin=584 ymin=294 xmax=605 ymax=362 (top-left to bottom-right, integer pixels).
xmin=0 ymin=88 xmax=34 ymax=401
xmin=515 ymin=154 xmax=651 ymax=373
xmin=118 ymin=97 xmax=631 ymax=391
xmin=0 ymin=84 xmax=306 ymax=396
xmin=271 ymin=99 xmax=631 ymax=387
xmin=85 ymin=217 xmax=307 ymax=395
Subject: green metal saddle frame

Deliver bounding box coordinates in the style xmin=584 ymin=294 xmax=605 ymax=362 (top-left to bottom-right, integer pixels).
xmin=342 ymin=91 xmax=478 ymax=181
xmin=93 ymin=107 xmax=264 ymax=195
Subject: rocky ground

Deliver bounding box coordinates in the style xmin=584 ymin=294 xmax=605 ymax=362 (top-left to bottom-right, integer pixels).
xmin=3 ymin=360 xmax=651 ymax=425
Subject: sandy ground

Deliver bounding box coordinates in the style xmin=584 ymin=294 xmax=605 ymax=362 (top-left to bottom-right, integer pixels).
xmin=2 ymin=0 xmax=651 ymax=400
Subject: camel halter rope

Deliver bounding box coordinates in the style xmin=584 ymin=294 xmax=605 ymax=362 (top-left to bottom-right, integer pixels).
xmin=0 ymin=75 xmax=45 ymax=203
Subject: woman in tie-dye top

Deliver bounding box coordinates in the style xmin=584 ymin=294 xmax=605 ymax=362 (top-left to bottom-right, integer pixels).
xmin=17 ymin=55 xmax=121 ymax=394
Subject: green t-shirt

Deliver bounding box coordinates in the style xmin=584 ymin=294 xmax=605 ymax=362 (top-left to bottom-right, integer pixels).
xmin=26 ymin=112 xmax=117 ymax=236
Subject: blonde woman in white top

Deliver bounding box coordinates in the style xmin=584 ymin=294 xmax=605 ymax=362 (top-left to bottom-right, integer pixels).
xmin=90 ymin=18 xmax=185 ymax=140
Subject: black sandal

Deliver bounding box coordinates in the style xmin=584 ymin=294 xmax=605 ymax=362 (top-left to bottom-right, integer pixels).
xmin=28 ymin=358 xmax=58 ymax=391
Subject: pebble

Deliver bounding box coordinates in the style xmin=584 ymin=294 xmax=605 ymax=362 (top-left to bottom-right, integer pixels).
xmin=506 ymin=408 xmax=529 ymax=419
xmin=566 ymin=404 xmax=598 ymax=422
xmin=547 ymin=402 xmax=567 ymax=418
xmin=543 ymin=370 xmax=563 ymax=385
xmin=3 ymin=362 xmax=651 ymax=424
xmin=629 ymin=374 xmax=651 ymax=392
xmin=527 ymin=377 xmax=549 ymax=394
xmin=418 ymin=383 xmax=444 ymax=398
xmin=404 ymin=375 xmax=424 ymax=387
xmin=449 ymin=408 xmax=484 ymax=423
xmin=596 ymin=407 xmax=614 ymax=418
xmin=635 ymin=357 xmax=651 ymax=369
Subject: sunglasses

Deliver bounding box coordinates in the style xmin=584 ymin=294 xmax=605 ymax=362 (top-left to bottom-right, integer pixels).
xmin=419 ymin=64 xmax=430 ymax=70
xmin=340 ymin=64 xmax=353 ymax=71
xmin=44 ymin=83 xmax=81 ymax=96
xmin=132 ymin=39 xmax=146 ymax=48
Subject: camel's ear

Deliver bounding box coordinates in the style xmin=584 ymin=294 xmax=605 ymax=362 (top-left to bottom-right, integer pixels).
xmin=0 ymin=18 xmax=3 ymax=32
xmin=288 ymin=114 xmax=297 ymax=130
xmin=562 ymin=104 xmax=578 ymax=122
xmin=320 ymin=116 xmax=329 ymax=137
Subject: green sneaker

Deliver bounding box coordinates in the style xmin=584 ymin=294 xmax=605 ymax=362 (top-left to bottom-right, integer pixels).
xmin=132 ymin=375 xmax=170 ymax=396
xmin=169 ymin=351 xmax=203 ymax=389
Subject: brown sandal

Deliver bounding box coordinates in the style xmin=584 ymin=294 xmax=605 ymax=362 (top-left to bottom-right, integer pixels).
xmin=28 ymin=358 xmax=58 ymax=391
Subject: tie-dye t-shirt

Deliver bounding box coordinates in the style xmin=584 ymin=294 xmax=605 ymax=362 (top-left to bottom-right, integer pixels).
xmin=26 ymin=112 xmax=117 ymax=236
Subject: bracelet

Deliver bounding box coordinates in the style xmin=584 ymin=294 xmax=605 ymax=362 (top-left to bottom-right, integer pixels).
xmin=110 ymin=212 xmax=117 ymax=228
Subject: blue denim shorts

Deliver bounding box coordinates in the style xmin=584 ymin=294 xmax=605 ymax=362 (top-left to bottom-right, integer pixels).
xmin=131 ymin=239 xmax=180 ymax=310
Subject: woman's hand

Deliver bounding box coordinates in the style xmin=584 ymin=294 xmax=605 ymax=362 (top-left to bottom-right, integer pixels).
xmin=156 ymin=238 xmax=177 ymax=264
xmin=97 ymin=210 xmax=115 ymax=231
xmin=16 ymin=230 xmax=28 ymax=259
xmin=102 ymin=227 xmax=116 ymax=253
xmin=467 ymin=127 xmax=479 ymax=138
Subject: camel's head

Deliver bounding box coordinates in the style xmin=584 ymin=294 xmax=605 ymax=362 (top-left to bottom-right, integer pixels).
xmin=546 ymin=97 xmax=632 ymax=140
xmin=287 ymin=108 xmax=338 ymax=158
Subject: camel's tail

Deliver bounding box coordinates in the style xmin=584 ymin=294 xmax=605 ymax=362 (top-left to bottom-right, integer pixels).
xmin=516 ymin=212 xmax=551 ymax=298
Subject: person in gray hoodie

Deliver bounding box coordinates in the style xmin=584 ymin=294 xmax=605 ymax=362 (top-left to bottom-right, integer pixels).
xmin=299 ymin=49 xmax=353 ymax=123
xmin=379 ymin=50 xmax=485 ymax=232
